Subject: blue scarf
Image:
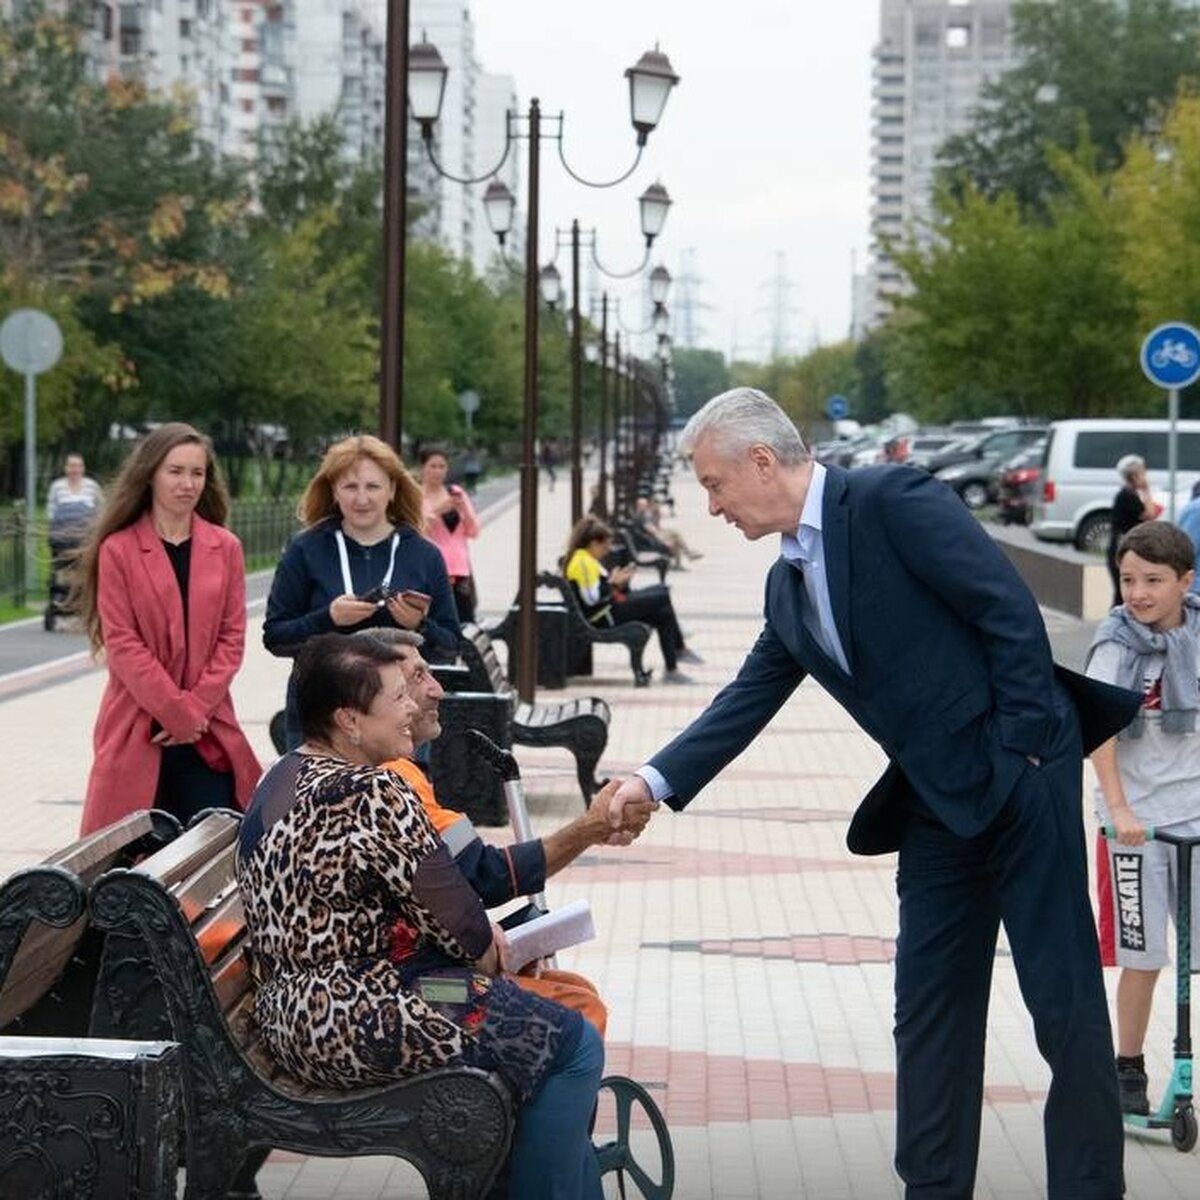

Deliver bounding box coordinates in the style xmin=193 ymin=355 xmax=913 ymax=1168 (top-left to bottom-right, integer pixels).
xmin=1086 ymin=594 xmax=1200 ymax=738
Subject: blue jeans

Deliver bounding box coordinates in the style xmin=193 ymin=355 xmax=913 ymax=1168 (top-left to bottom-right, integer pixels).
xmin=508 ymin=1020 xmax=603 ymax=1200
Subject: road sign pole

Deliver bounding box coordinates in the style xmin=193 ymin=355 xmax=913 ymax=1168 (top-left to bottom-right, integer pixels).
xmin=1140 ymin=322 xmax=1200 ymax=521
xmin=1169 ymin=386 xmax=1180 ymax=522
xmin=2 ymin=308 xmax=65 ymax=607
xmin=24 ymin=370 xmax=37 ymax=597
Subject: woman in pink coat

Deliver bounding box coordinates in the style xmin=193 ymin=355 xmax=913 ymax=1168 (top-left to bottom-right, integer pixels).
xmin=73 ymin=423 xmax=261 ymax=834
xmin=418 ymin=443 xmax=480 ymax=623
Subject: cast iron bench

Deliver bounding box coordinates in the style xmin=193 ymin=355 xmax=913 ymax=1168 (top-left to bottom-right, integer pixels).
xmin=614 ymin=525 xmax=670 ymax=582
xmin=457 ymin=623 xmax=612 ymax=805
xmin=536 ymin=572 xmax=653 ymax=687
xmin=0 ymin=808 xmax=181 ymax=1036
xmin=88 ymin=810 xmax=514 ymax=1200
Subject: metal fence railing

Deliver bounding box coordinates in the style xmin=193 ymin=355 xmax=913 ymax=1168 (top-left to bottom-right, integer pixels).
xmin=0 ymin=497 xmax=301 ymax=616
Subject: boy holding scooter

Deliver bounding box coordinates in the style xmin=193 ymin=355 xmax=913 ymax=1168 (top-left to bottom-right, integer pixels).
xmin=1085 ymin=520 xmax=1200 ymax=1117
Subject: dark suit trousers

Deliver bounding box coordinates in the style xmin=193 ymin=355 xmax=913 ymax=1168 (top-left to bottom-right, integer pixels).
xmin=893 ymin=687 xmax=1123 ymax=1199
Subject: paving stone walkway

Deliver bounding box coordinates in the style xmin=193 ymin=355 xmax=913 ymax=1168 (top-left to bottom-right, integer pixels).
xmin=2 ymin=465 xmax=1195 ymax=1197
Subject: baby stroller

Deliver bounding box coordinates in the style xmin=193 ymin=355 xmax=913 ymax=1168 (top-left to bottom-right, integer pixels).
xmin=44 ymin=508 xmax=88 ymax=631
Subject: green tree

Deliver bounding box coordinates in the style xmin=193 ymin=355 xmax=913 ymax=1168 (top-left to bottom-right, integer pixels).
xmin=740 ymin=343 xmax=861 ymax=433
xmin=0 ymin=4 xmax=244 ymax=304
xmin=938 ymin=0 xmax=1200 ymax=215
xmin=890 ymin=159 xmax=1141 ymax=421
xmin=1115 ymin=94 xmax=1200 ymax=326
xmin=0 ymin=3 xmax=248 ymax=478
xmin=671 ymin=347 xmax=729 ymax=417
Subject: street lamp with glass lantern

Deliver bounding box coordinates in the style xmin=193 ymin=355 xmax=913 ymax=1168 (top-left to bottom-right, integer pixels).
xmin=550 ymin=194 xmax=674 ymax=525
xmin=409 ymin=37 xmax=678 ymax=703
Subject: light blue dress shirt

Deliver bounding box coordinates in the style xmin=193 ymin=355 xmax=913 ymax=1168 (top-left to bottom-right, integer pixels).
xmin=780 ymin=461 xmax=850 ymax=674
xmin=637 ymin=461 xmax=850 ymax=804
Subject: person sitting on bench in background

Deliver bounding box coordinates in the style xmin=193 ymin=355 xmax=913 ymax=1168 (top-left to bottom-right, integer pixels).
xmin=633 ymin=496 xmax=703 ymax=570
xmin=358 ymin=627 xmax=619 ymax=1036
xmin=564 ymin=515 xmax=702 ymax=684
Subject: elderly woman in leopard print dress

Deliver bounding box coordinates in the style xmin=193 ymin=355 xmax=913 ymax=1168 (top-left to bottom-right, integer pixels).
xmin=236 ymin=633 xmax=604 ymax=1199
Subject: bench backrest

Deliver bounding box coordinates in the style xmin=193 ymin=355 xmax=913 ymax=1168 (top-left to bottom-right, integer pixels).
xmin=536 ymin=572 xmax=587 ymax=624
xmin=0 ymin=809 xmax=180 ymax=1032
xmin=459 ymin=625 xmax=511 ymax=695
xmin=94 ymin=810 xmax=291 ymax=1088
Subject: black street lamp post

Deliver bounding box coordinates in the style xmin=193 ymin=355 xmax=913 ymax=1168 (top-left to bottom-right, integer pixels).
xmin=379 ymin=0 xmax=413 ymax=450
xmin=409 ymin=41 xmax=678 ymax=702
xmin=547 ymin=191 xmax=672 ymax=526
xmin=607 ymin=266 xmax=672 ymax=517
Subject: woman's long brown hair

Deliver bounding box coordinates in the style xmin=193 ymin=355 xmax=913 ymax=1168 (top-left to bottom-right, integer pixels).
xmin=71 ymin=423 xmax=229 ymax=651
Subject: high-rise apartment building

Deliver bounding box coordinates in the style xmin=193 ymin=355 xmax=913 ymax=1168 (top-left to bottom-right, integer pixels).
xmin=471 ymin=70 xmax=520 ymax=275
xmin=7 ymin=0 xmax=515 ymax=274
xmin=10 ymin=0 xmax=389 ymax=165
xmin=857 ymin=0 xmax=1022 ymax=333
xmin=407 ymin=0 xmax=478 ymax=265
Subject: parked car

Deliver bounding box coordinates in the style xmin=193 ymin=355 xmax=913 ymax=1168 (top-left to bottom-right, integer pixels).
xmin=994 ymin=443 xmax=1046 ymax=526
xmin=923 ymin=425 xmax=1047 ymax=477
xmin=905 ymin=433 xmax=963 ymax=470
xmin=816 ymin=432 xmax=879 ymax=468
xmin=1031 ymin=418 xmax=1200 ymax=551
xmin=932 ymin=426 xmax=1049 ymax=508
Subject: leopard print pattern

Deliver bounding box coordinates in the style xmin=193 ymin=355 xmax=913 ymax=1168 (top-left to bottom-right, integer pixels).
xmin=237 ymin=753 xmax=478 ymax=1088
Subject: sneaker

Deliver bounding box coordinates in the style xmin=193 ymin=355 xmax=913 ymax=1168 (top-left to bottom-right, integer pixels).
xmin=663 ymin=669 xmax=694 ymax=684
xmin=1117 ymin=1063 xmax=1149 ymax=1116
xmin=677 ymin=648 xmax=705 ymax=665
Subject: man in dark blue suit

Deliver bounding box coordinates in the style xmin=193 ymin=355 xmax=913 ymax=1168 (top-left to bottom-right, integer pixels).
xmin=612 ymin=389 xmax=1138 ymax=1199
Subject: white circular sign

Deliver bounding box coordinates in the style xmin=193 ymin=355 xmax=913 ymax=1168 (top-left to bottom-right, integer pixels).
xmin=0 ymin=309 xmax=63 ymax=376
xmin=458 ymin=389 xmax=480 ymax=415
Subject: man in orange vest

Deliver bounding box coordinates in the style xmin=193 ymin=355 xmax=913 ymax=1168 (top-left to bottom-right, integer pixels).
xmin=365 ymin=627 xmax=627 ymax=1034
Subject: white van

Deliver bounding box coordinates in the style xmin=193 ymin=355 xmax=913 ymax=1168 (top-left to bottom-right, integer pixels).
xmin=1031 ymin=418 xmax=1200 ymax=551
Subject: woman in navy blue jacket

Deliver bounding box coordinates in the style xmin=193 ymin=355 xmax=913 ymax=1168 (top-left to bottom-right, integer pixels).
xmin=264 ymin=434 xmax=460 ymax=748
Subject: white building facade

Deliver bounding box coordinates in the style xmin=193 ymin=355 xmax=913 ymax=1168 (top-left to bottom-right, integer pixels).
xmin=858 ymin=0 xmax=1022 ymax=333
xmin=10 ymin=0 xmax=519 ymax=273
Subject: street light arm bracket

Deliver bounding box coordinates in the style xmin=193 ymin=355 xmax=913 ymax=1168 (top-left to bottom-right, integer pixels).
xmin=423 ymin=132 xmax=516 ymax=185
xmin=555 ymin=117 xmax=645 ymax=189
xmin=423 ymin=108 xmax=519 ymax=186
xmin=590 ymin=240 xmax=652 ymax=279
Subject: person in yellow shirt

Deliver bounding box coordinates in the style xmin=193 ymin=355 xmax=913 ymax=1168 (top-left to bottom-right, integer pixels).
xmin=563 ymin=515 xmax=701 ymax=683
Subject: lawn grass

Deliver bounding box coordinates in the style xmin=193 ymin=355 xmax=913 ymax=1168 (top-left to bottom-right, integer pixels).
xmin=0 ymin=600 xmax=38 ymax=626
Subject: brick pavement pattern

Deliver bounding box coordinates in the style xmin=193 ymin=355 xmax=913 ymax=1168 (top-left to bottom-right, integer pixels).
xmin=1 ymin=467 xmax=1195 ymax=1197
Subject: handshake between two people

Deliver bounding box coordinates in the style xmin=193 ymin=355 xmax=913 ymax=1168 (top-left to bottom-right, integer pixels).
xmin=588 ymin=775 xmax=660 ymax=848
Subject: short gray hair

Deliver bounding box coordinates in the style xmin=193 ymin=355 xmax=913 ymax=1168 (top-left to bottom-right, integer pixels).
xmin=678 ymin=387 xmax=808 ymax=466
xmin=352 ymin=627 xmax=425 ymax=651
xmin=1116 ymin=454 xmax=1145 ymax=482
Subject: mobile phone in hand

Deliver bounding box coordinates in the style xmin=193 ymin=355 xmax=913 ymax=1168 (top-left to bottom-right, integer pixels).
xmin=399 ymin=589 xmax=432 ymax=611
xmin=357 ymin=584 xmax=392 ymax=606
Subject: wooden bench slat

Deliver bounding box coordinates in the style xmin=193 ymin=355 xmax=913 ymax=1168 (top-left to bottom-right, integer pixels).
xmin=132 ymin=812 xmax=240 ymax=890
xmin=0 ymin=914 xmax=87 ymax=1028
xmin=193 ymin=890 xmax=245 ymax=965
xmin=44 ymin=810 xmax=157 ymax=883
xmin=210 ymin=937 xmax=253 ymax=1015
xmin=173 ymin=845 xmax=240 ymax=925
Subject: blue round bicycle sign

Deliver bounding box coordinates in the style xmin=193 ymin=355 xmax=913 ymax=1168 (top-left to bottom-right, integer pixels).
xmin=1141 ymin=322 xmax=1200 ymax=389
xmin=825 ymin=394 xmax=849 ymax=421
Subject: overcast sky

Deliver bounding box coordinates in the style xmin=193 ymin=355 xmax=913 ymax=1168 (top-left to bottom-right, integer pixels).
xmin=467 ymin=1 xmax=879 ymax=363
